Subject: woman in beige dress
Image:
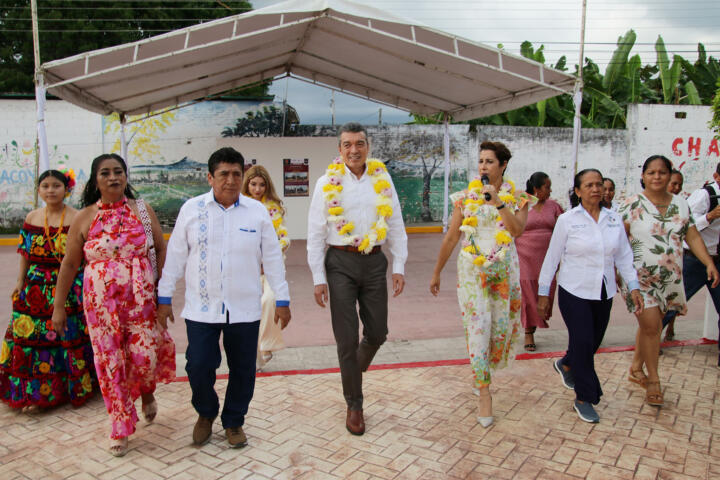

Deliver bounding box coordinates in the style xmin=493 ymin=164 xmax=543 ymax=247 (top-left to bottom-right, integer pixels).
xmin=242 ymin=166 xmax=290 ymax=368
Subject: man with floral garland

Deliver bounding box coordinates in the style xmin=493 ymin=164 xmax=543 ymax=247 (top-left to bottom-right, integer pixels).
xmin=307 ymin=122 xmax=408 ymax=435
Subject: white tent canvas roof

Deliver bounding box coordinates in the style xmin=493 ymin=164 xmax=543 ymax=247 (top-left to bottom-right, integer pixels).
xmin=41 ymin=0 xmax=575 ymax=120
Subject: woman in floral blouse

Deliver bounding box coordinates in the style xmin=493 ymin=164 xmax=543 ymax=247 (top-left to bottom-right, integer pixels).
xmin=619 ymin=155 xmax=719 ymax=406
xmin=242 ymin=165 xmax=290 ymax=369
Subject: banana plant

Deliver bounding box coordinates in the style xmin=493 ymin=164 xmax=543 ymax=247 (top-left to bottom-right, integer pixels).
xmin=655 ymin=36 xmax=683 ymax=104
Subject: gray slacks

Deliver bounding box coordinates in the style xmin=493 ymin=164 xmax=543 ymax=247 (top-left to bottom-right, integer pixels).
xmin=325 ymin=247 xmax=389 ymax=411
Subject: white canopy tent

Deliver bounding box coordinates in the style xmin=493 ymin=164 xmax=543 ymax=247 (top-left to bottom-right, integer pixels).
xmin=37 ymin=0 xmax=577 ymax=228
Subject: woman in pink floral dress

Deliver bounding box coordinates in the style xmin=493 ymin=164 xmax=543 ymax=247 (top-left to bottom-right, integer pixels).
xmin=53 ymin=154 xmax=175 ymax=456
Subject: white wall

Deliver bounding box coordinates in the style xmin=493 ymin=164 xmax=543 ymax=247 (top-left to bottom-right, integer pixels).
xmin=1 ymin=100 xmax=717 ymax=235
xmin=627 ymin=104 xmax=720 ymax=194
xmin=216 ymin=137 xmax=338 ymax=239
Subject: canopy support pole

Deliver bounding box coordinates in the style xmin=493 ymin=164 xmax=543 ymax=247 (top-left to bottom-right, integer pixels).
xmin=571 ymin=0 xmax=587 ymax=176
xmin=442 ymin=113 xmax=450 ymax=232
xmin=35 ymin=80 xmax=49 ymax=176
xmin=120 ymin=114 xmax=128 ymax=164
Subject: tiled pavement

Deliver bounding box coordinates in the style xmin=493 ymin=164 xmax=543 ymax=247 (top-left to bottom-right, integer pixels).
xmin=1 ymin=343 xmax=719 ymax=479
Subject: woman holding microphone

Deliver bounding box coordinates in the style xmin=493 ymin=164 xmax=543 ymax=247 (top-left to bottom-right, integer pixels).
xmin=538 ymin=168 xmax=643 ymax=423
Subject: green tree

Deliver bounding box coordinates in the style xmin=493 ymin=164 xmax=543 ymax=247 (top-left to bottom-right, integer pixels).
xmin=0 ymin=0 xmax=268 ymax=97
xmin=711 ymin=80 xmax=720 ymax=138
xmin=221 ymin=105 xmax=300 ymax=137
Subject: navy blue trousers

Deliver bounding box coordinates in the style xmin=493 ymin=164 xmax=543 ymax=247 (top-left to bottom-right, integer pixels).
xmin=663 ymin=252 xmax=720 ymax=355
xmin=558 ymin=285 xmax=613 ymax=405
xmin=185 ymin=317 xmax=260 ymax=429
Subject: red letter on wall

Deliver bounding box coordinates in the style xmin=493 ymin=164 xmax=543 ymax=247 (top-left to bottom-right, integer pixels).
xmin=672 ymin=137 xmax=683 ymax=156
xmin=688 ymin=137 xmax=701 ymax=157
xmin=708 ymin=138 xmax=720 ymax=157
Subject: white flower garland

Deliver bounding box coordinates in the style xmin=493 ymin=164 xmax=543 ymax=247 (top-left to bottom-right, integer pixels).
xmin=324 ymin=157 xmax=393 ymax=253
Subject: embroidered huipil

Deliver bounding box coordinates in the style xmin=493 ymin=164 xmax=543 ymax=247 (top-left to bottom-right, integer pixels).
xmin=306 ymin=163 xmax=408 ymax=285
xmin=538 ymin=205 xmax=639 ymax=300
xmin=158 ymin=191 xmax=289 ymax=323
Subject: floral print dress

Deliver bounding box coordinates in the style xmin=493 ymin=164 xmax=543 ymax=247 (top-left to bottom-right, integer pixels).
xmin=618 ymin=193 xmax=693 ymax=314
xmin=83 ymin=198 xmax=175 ymax=439
xmin=0 ymin=224 xmax=96 ymax=408
xmin=451 ymin=186 xmax=534 ymax=388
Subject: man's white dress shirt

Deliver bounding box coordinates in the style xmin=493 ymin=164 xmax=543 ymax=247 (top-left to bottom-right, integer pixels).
xmin=539 ymin=204 xmax=639 ymax=300
xmin=158 ymin=191 xmax=289 ymax=324
xmin=306 ymin=162 xmax=408 ymax=285
xmin=685 ymin=182 xmax=720 ymax=254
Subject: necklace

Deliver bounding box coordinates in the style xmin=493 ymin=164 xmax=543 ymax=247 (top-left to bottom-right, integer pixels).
xmin=44 ymin=205 xmax=66 ymax=255
xmin=460 ymin=177 xmax=518 ymax=268
xmin=324 ymin=157 xmax=393 ymax=253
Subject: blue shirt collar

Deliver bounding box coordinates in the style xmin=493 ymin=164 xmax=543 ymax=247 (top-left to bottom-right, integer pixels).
xmin=209 ymin=190 xmax=241 ymax=210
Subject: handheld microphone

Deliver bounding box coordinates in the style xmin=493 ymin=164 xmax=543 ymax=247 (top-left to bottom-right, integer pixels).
xmin=480 ymin=175 xmax=491 ymax=201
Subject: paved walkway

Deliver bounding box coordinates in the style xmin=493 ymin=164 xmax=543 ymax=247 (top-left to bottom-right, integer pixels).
xmin=1 ymin=343 xmax=718 ymax=479
xmin=2 ymin=234 xmax=720 ymax=478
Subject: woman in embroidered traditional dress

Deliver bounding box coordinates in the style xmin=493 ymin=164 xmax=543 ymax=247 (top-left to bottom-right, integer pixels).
xmin=52 ymin=154 xmax=175 ymax=456
xmin=430 ymin=141 xmax=533 ymax=427
xmin=515 ymin=172 xmax=564 ymax=351
xmin=241 ymin=165 xmax=290 ymax=369
xmin=619 ymin=155 xmax=719 ymax=406
xmin=1 ymin=169 xmax=96 ymax=411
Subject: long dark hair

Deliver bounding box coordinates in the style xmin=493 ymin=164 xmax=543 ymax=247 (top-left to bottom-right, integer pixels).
xmin=526 ymin=171 xmax=549 ymax=195
xmin=569 ymin=168 xmax=603 ymax=208
xmin=82 ymin=153 xmax=136 ymax=207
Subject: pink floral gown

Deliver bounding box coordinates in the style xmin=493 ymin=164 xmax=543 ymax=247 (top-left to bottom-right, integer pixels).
xmin=83 ymin=198 xmax=175 ymax=439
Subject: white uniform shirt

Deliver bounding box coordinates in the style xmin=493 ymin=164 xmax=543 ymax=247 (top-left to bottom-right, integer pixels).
xmin=685 ymin=182 xmax=720 ymax=254
xmin=307 ymin=162 xmax=408 ymax=285
xmin=539 ymin=204 xmax=639 ymax=300
xmin=158 ymin=191 xmax=290 ymax=324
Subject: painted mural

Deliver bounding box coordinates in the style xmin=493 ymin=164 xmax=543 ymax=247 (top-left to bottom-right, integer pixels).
xmin=368 ymin=126 xmax=468 ymax=224
xmin=0 ymin=138 xmax=89 ymax=232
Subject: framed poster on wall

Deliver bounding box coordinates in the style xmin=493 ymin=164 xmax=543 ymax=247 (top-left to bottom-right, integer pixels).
xmin=283 ymin=158 xmax=309 ymax=197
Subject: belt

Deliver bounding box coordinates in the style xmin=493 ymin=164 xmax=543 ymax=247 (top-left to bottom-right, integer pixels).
xmin=330 ymin=245 xmax=382 ymax=255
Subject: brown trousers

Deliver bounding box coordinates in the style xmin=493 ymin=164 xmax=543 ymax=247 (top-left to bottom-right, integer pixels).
xmin=325 ymin=247 xmax=388 ymax=411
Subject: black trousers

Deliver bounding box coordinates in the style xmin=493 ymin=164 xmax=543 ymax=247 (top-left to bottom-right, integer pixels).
xmin=558 ymin=285 xmax=613 ymax=405
xmin=185 ymin=317 xmax=260 ymax=429
xmin=325 ymin=247 xmax=389 ymax=411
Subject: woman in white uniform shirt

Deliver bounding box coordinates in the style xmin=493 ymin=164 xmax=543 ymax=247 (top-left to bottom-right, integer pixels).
xmin=538 ymin=169 xmax=643 ymax=423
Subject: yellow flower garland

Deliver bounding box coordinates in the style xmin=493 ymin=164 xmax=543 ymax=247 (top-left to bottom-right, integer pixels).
xmin=460 ymin=177 xmax=517 ymax=268
xmin=263 ymin=199 xmax=290 ymax=250
xmin=324 ymin=157 xmax=392 ymax=253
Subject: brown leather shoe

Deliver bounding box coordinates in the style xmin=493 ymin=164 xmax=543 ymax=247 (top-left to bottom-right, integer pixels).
xmin=226 ymin=426 xmax=248 ymax=448
xmin=192 ymin=416 xmax=215 ymax=446
xmin=346 ymin=408 xmax=365 ymax=436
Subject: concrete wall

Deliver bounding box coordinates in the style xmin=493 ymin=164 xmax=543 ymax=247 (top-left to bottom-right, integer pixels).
xmin=627 ymin=104 xmax=720 ymax=194
xmin=1 ymin=100 xmax=717 ymax=236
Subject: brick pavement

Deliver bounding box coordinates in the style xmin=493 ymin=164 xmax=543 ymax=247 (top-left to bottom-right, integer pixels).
xmin=1 ymin=344 xmax=718 ymax=479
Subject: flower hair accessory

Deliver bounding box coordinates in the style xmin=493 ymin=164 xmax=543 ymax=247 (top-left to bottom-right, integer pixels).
xmin=58 ymin=165 xmax=76 ymax=197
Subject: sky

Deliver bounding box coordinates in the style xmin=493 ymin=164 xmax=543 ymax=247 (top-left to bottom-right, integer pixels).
xmin=251 ymin=0 xmax=720 ymax=125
